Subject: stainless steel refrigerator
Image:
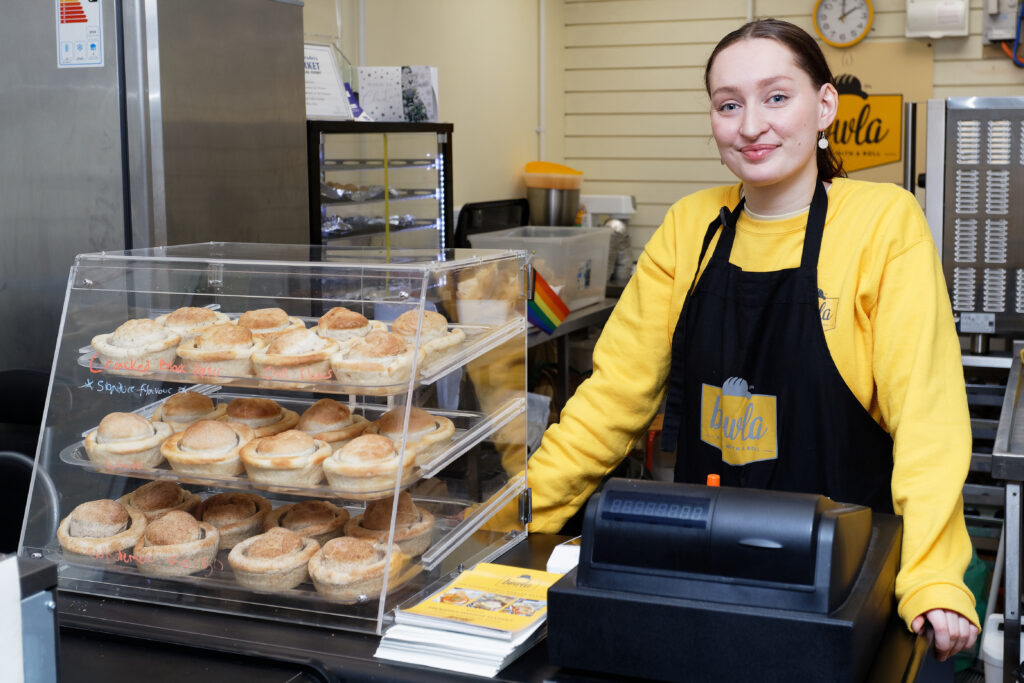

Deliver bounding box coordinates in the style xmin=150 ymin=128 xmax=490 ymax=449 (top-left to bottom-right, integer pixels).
xmin=0 ymin=0 xmax=309 ymax=375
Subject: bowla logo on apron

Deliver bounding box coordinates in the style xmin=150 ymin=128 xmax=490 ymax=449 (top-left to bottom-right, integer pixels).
xmin=700 ymin=377 xmax=778 ymax=465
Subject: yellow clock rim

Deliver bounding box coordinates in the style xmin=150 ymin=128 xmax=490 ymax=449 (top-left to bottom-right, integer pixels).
xmin=812 ymin=0 xmax=874 ymax=48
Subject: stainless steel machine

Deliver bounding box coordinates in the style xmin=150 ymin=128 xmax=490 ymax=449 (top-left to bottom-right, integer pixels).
xmin=0 ymin=0 xmax=309 ymax=376
xmin=926 ymin=97 xmax=1024 ymax=352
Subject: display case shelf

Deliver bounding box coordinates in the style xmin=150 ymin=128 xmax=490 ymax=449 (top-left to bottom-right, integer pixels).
xmin=78 ymin=317 xmax=526 ymax=396
xmin=323 ymin=158 xmax=438 ymax=172
xmin=320 ymin=188 xmax=438 ymax=207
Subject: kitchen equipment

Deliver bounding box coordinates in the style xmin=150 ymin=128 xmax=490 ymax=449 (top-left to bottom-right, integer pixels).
xmin=524 ymin=162 xmax=584 ymax=226
xmin=0 ymin=0 xmax=308 ymax=376
xmin=925 ymin=97 xmax=1024 ymax=343
xmin=581 ymin=194 xmax=637 ymax=281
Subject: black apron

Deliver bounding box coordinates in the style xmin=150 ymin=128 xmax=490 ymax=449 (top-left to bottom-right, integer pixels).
xmin=660 ymin=182 xmax=894 ymax=513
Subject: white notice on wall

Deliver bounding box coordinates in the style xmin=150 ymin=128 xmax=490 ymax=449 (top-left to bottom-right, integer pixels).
xmin=305 ymin=44 xmax=353 ymax=120
xmin=56 ymin=0 xmax=103 ymax=68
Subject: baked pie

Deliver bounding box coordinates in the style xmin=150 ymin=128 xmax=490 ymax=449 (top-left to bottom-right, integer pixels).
xmin=176 ymin=324 xmax=266 ymax=380
xmin=84 ymin=412 xmax=172 ymax=470
xmin=296 ymin=398 xmax=370 ymax=451
xmin=57 ymin=499 xmax=147 ymax=559
xmin=161 ymin=419 xmax=254 ymax=476
xmin=239 ymin=429 xmax=331 ymax=487
xmin=227 ymin=527 xmax=319 ymax=591
xmin=133 ymin=510 xmax=220 ymax=577
xmin=222 ymin=397 xmax=299 ymax=437
xmin=118 ymin=480 xmax=200 ymax=522
xmin=307 ymin=536 xmax=406 ymax=603
xmin=152 ymin=391 xmax=227 ymax=432
xmin=329 ymin=330 xmax=424 ymax=391
xmin=251 ymin=328 xmax=338 ymax=387
xmin=390 ymin=310 xmax=465 ymax=366
xmin=195 ymin=491 xmax=272 ymax=549
xmin=235 ymin=307 xmax=305 ymax=342
xmin=366 ymin=406 xmax=454 ymax=466
xmin=263 ymin=500 xmax=349 ymax=546
xmin=154 ymin=306 xmax=230 ymax=342
xmin=344 ymin=492 xmax=434 ymax=558
xmin=314 ymin=306 xmax=385 ymax=344
xmin=91 ymin=318 xmax=181 ymax=376
xmin=322 ymin=433 xmax=416 ymax=499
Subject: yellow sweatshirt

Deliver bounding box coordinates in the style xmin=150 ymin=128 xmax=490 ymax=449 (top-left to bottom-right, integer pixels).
xmin=526 ymin=177 xmax=979 ymax=629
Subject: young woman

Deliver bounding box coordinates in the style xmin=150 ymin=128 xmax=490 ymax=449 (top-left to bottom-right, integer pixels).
xmin=525 ymin=19 xmax=979 ymax=660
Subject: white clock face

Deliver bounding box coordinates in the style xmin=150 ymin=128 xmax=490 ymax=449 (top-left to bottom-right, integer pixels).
xmin=815 ymin=0 xmax=872 ymax=47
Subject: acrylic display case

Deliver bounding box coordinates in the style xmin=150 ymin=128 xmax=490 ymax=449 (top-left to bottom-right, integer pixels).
xmin=19 ymin=242 xmax=529 ymax=635
xmin=308 ymin=121 xmax=454 ymax=251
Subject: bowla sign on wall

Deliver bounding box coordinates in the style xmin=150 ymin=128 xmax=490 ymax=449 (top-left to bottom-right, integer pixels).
xmin=827 ymin=74 xmax=902 ymax=173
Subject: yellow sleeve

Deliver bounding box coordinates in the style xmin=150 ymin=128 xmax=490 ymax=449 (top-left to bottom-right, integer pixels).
xmin=526 ymin=207 xmax=683 ymax=533
xmin=870 ymin=222 xmax=979 ymax=629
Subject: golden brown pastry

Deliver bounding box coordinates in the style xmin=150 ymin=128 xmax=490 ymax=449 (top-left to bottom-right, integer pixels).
xmin=84 ymin=412 xmax=172 ymax=470
xmin=161 ymin=419 xmax=254 ymax=476
xmin=296 ymin=398 xmax=370 ymax=451
xmin=118 ymin=480 xmax=200 ymax=521
xmin=390 ymin=310 xmax=465 ymax=366
xmin=235 ymin=307 xmax=305 ymax=342
xmin=314 ymin=307 xmax=386 ymax=343
xmin=344 ymin=492 xmax=434 ymax=558
xmin=57 ymin=499 xmax=146 ymax=558
xmin=251 ymin=328 xmax=338 ymax=387
xmin=222 ymin=397 xmax=299 ymax=437
xmin=322 ymin=433 xmax=416 ymax=499
xmin=176 ymin=324 xmax=266 ymax=380
xmin=239 ymin=430 xmax=331 ymax=486
xmin=227 ymin=527 xmax=319 ymax=591
xmin=307 ymin=536 xmax=405 ymax=603
xmin=195 ymin=491 xmax=272 ymax=549
xmin=262 ymin=500 xmax=349 ymax=546
xmin=133 ymin=510 xmax=220 ymax=577
xmin=329 ymin=330 xmax=425 ymax=392
xmin=152 ymin=391 xmax=227 ymax=432
xmin=366 ymin=406 xmax=455 ymax=466
xmin=154 ymin=306 xmax=230 ymax=342
xmin=91 ymin=318 xmax=181 ymax=376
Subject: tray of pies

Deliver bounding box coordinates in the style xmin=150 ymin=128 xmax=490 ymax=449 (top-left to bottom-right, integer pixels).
xmin=43 ymin=484 xmax=466 ymax=610
xmin=58 ymin=391 xmax=526 ymax=501
xmin=78 ymin=305 xmax=525 ymax=396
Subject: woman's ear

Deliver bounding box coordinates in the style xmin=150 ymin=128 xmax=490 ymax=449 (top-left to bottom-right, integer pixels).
xmin=819 ymin=82 xmax=839 ymax=129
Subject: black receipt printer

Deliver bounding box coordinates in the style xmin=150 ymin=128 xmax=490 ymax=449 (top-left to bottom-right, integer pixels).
xmin=546 ymin=479 xmax=902 ymax=683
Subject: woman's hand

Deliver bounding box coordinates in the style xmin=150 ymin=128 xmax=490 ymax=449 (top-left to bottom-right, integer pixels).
xmin=911 ymin=609 xmax=979 ymax=661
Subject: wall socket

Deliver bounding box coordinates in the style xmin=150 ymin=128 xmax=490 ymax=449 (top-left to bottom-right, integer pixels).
xmin=983 ymin=0 xmax=1020 ymax=43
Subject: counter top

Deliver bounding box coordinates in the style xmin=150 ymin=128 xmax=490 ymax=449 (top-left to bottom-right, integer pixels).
xmin=57 ymin=533 xmax=928 ymax=682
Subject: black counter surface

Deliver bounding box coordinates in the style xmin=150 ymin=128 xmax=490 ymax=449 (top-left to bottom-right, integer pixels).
xmin=57 ymin=534 xmax=927 ymax=682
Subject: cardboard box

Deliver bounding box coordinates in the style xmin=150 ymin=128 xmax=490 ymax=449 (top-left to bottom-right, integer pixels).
xmin=357 ymin=66 xmax=438 ymax=122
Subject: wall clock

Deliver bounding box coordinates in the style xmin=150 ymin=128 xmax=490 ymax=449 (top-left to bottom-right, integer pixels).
xmin=813 ymin=0 xmax=874 ymax=48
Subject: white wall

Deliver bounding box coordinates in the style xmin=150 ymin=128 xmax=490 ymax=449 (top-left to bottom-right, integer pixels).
xmin=304 ymin=0 xmax=1024 ymax=250
xmin=304 ymin=0 xmax=564 ymax=208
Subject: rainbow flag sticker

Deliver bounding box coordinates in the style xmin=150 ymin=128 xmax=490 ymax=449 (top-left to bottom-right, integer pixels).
xmin=527 ymin=268 xmax=570 ymax=334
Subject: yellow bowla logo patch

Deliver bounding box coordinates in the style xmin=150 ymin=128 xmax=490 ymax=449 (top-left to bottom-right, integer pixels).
xmin=827 ymin=75 xmax=902 ymax=173
xmin=700 ymin=378 xmax=778 ymax=465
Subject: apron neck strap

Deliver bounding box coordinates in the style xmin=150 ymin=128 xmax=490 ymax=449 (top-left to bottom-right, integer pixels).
xmin=799 ymin=181 xmax=829 ymax=272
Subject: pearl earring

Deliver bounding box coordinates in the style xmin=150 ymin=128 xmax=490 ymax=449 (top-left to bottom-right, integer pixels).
xmin=817 ymin=132 xmax=829 ymax=150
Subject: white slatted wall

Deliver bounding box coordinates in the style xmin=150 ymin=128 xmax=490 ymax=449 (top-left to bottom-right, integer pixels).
xmin=561 ymin=0 xmax=1024 ymax=256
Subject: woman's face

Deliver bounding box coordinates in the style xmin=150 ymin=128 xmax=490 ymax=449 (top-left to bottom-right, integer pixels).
xmin=707 ymin=38 xmax=836 ymax=197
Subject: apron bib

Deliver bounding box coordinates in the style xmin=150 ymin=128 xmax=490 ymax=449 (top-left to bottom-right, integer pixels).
xmin=660 ymin=182 xmax=893 ymax=513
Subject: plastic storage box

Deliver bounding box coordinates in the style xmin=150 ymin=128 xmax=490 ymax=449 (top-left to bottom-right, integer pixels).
xmin=468 ymin=225 xmax=612 ymax=310
xmin=982 ymin=612 xmax=1023 ymax=683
